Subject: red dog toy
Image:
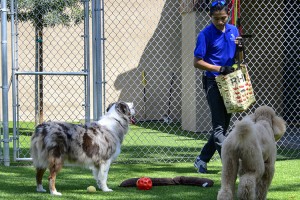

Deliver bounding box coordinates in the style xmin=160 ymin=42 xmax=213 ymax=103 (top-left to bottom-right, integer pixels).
xmin=136 ymin=177 xmax=152 ymax=190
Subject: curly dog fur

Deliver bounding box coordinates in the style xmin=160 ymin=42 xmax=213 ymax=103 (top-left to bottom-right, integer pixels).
xmin=217 ymin=106 xmax=286 ymax=200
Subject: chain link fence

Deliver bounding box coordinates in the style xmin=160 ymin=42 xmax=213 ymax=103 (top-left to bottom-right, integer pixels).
xmin=103 ymin=0 xmax=299 ymax=163
xmin=1 ymin=0 xmax=299 ymax=165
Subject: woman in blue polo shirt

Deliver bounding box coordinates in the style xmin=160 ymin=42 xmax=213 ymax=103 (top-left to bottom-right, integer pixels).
xmin=193 ymin=0 xmax=241 ymax=173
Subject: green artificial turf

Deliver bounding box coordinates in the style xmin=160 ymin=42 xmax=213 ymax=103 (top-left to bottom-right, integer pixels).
xmin=1 ymin=121 xmax=299 ymax=199
xmin=0 ymin=159 xmax=299 ymax=200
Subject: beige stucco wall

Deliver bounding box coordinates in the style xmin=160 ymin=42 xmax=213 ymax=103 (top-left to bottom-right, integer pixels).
xmin=181 ymin=10 xmax=212 ymax=132
xmin=181 ymin=11 xmax=197 ymax=132
xmin=106 ymin=0 xmax=182 ymax=121
xmin=0 ymin=0 xmax=183 ymax=123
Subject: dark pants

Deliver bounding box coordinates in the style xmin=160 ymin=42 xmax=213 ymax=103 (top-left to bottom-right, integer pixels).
xmin=199 ymin=76 xmax=231 ymax=163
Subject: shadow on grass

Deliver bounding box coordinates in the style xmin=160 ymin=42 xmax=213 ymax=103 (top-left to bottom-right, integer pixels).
xmin=134 ymin=121 xmax=210 ymax=140
xmin=119 ymin=145 xmax=202 ymax=163
xmin=269 ymin=183 xmax=300 ymax=193
xmin=133 ymin=121 xmax=300 ymax=160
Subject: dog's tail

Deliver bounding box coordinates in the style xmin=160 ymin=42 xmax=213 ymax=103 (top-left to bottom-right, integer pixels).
xmin=30 ymin=124 xmax=50 ymax=169
xmin=234 ymin=116 xmax=256 ymax=145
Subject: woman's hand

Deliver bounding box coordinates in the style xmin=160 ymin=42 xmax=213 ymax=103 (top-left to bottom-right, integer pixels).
xmin=235 ymin=37 xmax=243 ymax=48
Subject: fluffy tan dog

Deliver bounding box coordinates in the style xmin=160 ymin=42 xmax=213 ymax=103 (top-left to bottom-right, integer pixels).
xmin=217 ymin=106 xmax=286 ymax=200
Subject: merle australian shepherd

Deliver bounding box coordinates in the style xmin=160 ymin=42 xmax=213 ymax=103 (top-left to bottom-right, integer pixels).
xmin=30 ymin=102 xmax=133 ymax=195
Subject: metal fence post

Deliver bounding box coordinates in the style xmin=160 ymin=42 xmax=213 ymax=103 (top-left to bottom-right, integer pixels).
xmin=1 ymin=0 xmax=10 ymax=166
xmin=92 ymin=0 xmax=104 ymax=121
xmin=83 ymin=0 xmax=91 ymax=123
xmin=11 ymin=0 xmax=18 ymax=162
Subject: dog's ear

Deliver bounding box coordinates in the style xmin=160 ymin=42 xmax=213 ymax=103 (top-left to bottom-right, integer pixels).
xmin=106 ymin=103 xmax=115 ymax=112
xmin=117 ymin=102 xmax=130 ymax=116
xmin=253 ymin=105 xmax=275 ymax=123
xmin=272 ymin=116 xmax=286 ymax=141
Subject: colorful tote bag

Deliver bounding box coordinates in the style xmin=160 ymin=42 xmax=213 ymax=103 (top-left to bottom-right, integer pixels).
xmin=216 ymin=64 xmax=256 ymax=113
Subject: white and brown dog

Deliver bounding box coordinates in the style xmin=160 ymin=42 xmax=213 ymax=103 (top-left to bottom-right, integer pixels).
xmin=30 ymin=101 xmax=133 ymax=195
xmin=217 ymin=105 xmax=286 ymax=200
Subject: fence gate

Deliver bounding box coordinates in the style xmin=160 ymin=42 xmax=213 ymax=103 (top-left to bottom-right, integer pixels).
xmin=11 ymin=0 xmax=90 ymax=162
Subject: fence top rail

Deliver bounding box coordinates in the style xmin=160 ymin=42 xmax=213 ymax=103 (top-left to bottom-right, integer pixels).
xmin=15 ymin=71 xmax=88 ymax=76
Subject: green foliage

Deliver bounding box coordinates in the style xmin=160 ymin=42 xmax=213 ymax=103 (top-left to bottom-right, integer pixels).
xmin=16 ymin=0 xmax=84 ymax=27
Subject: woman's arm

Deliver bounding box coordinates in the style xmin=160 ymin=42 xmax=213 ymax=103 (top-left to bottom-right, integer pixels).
xmin=194 ymin=57 xmax=221 ymax=72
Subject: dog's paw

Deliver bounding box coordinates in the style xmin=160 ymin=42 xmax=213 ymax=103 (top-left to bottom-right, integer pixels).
xmin=36 ymin=185 xmax=47 ymax=192
xmin=36 ymin=188 xmax=47 ymax=192
xmin=102 ymin=188 xmax=113 ymax=192
xmin=50 ymin=190 xmax=62 ymax=196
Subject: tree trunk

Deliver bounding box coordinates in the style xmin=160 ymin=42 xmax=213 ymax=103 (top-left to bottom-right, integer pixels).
xmin=35 ymin=24 xmax=43 ymax=124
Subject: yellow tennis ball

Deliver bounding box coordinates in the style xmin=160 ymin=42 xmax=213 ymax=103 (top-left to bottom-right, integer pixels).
xmin=232 ymin=64 xmax=238 ymax=69
xmin=87 ymin=186 xmax=96 ymax=192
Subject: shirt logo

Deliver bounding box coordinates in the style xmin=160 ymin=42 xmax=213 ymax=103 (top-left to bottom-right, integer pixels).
xmin=230 ymin=34 xmax=236 ymax=41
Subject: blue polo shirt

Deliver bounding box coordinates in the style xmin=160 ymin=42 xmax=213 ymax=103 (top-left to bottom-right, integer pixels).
xmin=194 ymin=23 xmax=239 ymax=77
